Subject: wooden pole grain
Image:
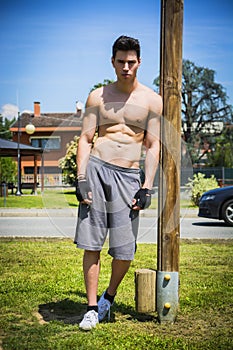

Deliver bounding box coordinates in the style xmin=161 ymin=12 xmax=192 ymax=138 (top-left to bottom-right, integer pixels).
xmin=157 ymin=0 xmax=184 ymax=322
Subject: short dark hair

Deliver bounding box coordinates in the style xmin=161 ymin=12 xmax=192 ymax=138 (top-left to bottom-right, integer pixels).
xmin=112 ymin=35 xmax=141 ymax=59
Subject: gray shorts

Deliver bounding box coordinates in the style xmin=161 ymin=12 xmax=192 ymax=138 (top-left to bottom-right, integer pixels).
xmin=74 ymin=155 xmax=141 ymax=260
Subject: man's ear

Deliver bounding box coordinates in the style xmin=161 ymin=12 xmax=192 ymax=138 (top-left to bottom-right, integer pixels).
xmin=111 ymin=57 xmax=115 ymax=67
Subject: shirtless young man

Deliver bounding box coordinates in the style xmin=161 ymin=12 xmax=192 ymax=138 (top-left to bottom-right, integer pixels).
xmin=75 ymin=35 xmax=162 ymax=330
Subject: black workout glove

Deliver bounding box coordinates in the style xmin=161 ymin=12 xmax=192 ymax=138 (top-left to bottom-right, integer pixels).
xmin=75 ymin=177 xmax=92 ymax=202
xmin=133 ymin=188 xmax=155 ymax=209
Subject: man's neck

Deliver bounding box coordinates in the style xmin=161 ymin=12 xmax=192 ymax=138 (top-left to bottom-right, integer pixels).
xmin=115 ymin=79 xmax=139 ymax=94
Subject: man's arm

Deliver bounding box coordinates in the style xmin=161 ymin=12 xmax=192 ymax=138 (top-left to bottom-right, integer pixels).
xmin=132 ymin=94 xmax=162 ymax=210
xmin=142 ymin=113 xmax=161 ymax=190
xmin=143 ymin=93 xmax=162 ymax=189
xmin=77 ymin=95 xmax=99 ymax=177
xmin=76 ymin=92 xmax=99 ymax=204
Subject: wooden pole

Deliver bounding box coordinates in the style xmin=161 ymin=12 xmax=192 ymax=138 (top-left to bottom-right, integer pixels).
xmin=157 ymin=0 xmax=184 ymax=323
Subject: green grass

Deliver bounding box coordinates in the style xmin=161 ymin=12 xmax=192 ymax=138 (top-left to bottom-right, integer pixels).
xmin=0 ymin=190 xmax=195 ymax=209
xmin=0 ymin=238 xmax=232 ymax=349
xmin=0 ymin=189 xmax=78 ymax=208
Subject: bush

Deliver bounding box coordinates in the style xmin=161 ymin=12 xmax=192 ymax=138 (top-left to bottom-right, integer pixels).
xmin=186 ymin=172 xmax=219 ymax=206
xmin=0 ymin=157 xmax=17 ymax=183
xmin=59 ymin=133 xmax=98 ymax=186
xmin=58 ymin=136 xmax=79 ymax=185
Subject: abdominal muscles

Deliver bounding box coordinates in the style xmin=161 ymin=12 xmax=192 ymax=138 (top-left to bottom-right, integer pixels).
xmin=91 ymin=130 xmax=144 ymax=168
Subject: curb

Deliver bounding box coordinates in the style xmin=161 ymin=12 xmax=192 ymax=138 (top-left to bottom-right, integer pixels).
xmin=0 ymin=208 xmax=199 ymax=218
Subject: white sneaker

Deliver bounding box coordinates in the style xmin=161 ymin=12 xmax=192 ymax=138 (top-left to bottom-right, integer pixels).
xmin=79 ymin=310 xmax=99 ymax=331
xmin=98 ymin=292 xmax=113 ymax=322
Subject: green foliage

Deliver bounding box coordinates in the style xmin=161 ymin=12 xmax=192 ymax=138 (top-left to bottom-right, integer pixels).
xmin=0 ymin=239 xmax=232 ymax=349
xmin=58 ymin=136 xmax=79 ymax=185
xmin=153 ymin=60 xmax=233 ymax=165
xmin=0 ymin=157 xmax=17 ymax=183
xmin=0 ymin=115 xmax=16 ymax=140
xmin=206 ymin=128 xmax=233 ymax=167
xmin=90 ymin=79 xmax=114 ymax=92
xmin=186 ymin=172 xmax=219 ymax=205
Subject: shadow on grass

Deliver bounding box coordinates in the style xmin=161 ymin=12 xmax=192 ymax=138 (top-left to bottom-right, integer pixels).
xmin=68 ymin=203 xmax=79 ymax=207
xmin=38 ymin=290 xmax=157 ymax=325
xmin=63 ymin=191 xmax=76 ymax=195
xmin=38 ymin=298 xmax=85 ymax=324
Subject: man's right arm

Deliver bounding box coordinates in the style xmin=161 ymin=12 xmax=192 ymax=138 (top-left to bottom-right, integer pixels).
xmin=76 ymin=92 xmax=99 ymax=204
xmin=77 ymin=93 xmax=99 ymax=177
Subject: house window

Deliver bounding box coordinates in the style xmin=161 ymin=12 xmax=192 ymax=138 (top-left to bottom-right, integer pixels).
xmin=31 ymin=137 xmax=61 ymax=150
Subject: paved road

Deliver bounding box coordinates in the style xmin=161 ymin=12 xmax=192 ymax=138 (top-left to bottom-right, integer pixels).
xmin=1 ymin=214 xmax=232 ymax=242
xmin=138 ymin=216 xmax=233 ymax=242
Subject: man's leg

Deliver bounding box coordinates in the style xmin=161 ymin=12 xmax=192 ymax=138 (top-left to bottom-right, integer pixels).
xmin=97 ymin=258 xmax=131 ymax=322
xmin=79 ymin=250 xmax=101 ymax=330
xmin=107 ymin=259 xmax=131 ymax=296
xmin=83 ymin=250 xmax=101 ymax=305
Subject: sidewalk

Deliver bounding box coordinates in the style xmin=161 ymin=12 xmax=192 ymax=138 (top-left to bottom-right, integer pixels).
xmin=0 ymin=207 xmax=199 ymax=218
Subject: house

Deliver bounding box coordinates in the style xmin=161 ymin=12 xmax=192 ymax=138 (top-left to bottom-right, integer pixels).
xmin=10 ymin=101 xmax=83 ymax=187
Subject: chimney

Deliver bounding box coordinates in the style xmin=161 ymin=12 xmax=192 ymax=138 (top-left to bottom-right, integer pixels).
xmin=34 ymin=101 xmax=41 ymax=117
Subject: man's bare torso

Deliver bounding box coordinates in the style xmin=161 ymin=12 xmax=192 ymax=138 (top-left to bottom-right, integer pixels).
xmin=90 ymin=82 xmax=159 ymax=168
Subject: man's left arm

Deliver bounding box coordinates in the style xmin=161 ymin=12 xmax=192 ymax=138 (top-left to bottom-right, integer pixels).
xmin=142 ymin=113 xmax=161 ymax=190
xmin=132 ymin=96 xmax=162 ymax=210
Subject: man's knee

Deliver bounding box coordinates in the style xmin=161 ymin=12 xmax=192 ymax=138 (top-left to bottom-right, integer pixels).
xmin=84 ymin=250 xmax=101 ymax=260
xmin=108 ymin=241 xmax=137 ymax=260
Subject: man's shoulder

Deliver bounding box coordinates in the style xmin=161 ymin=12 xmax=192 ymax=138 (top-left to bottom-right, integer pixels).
xmin=137 ymin=83 xmax=162 ymax=109
xmin=86 ymin=86 xmax=104 ymax=107
xmin=138 ymin=82 xmax=160 ymax=96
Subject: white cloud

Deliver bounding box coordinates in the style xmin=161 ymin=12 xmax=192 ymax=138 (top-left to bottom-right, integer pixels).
xmin=1 ymin=104 xmax=19 ymax=120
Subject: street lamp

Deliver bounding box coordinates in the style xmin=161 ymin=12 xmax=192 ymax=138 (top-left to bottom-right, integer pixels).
xmin=16 ymin=111 xmax=35 ymax=196
xmin=16 ymin=111 xmax=22 ymax=196
xmin=25 ymin=123 xmax=36 ymax=135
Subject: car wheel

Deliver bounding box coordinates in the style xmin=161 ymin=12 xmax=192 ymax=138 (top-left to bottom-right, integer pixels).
xmin=222 ymin=199 xmax=233 ymax=226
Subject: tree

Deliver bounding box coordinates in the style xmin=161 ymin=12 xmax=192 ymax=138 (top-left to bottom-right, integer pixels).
xmin=0 ymin=157 xmax=17 ymax=184
xmin=0 ymin=114 xmax=16 ymax=140
xmin=181 ymin=60 xmax=232 ymax=164
xmin=0 ymin=115 xmax=17 ymax=185
xmin=90 ymin=79 xmax=114 ymax=92
xmin=154 ymin=60 xmax=233 ymax=164
xmin=206 ymin=125 xmax=233 ymax=167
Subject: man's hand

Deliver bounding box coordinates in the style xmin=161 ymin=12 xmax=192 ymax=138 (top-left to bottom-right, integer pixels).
xmin=132 ymin=188 xmax=155 ymax=210
xmin=75 ymin=178 xmax=92 ymax=205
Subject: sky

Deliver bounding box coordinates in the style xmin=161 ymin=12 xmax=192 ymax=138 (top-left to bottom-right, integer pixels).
xmin=0 ymin=0 xmax=233 ymax=119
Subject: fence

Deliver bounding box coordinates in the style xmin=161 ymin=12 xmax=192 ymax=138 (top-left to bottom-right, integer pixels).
xmin=22 ymin=174 xmax=63 ymax=187
xmin=153 ymin=167 xmax=233 ymax=187
xmin=21 ymin=167 xmax=233 ymax=188
xmin=193 ymin=167 xmax=233 ymax=186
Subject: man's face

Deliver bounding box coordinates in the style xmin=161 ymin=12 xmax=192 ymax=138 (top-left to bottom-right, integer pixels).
xmin=112 ymin=50 xmax=141 ymax=82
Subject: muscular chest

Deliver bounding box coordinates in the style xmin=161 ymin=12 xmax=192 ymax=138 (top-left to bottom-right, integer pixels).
xmin=98 ymin=103 xmax=149 ymax=130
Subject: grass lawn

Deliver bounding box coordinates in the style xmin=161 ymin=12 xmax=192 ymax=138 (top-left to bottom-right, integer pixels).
xmin=0 ymin=189 xmax=194 ymax=209
xmin=0 ymin=189 xmax=78 ymax=209
xmin=0 ymin=238 xmax=232 ymax=349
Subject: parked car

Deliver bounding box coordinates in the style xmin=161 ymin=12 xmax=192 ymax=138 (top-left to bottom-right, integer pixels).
xmin=198 ymin=186 xmax=233 ymax=226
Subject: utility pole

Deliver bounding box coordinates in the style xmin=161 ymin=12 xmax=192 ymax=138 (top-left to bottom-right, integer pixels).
xmin=157 ymin=0 xmax=184 ymax=323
